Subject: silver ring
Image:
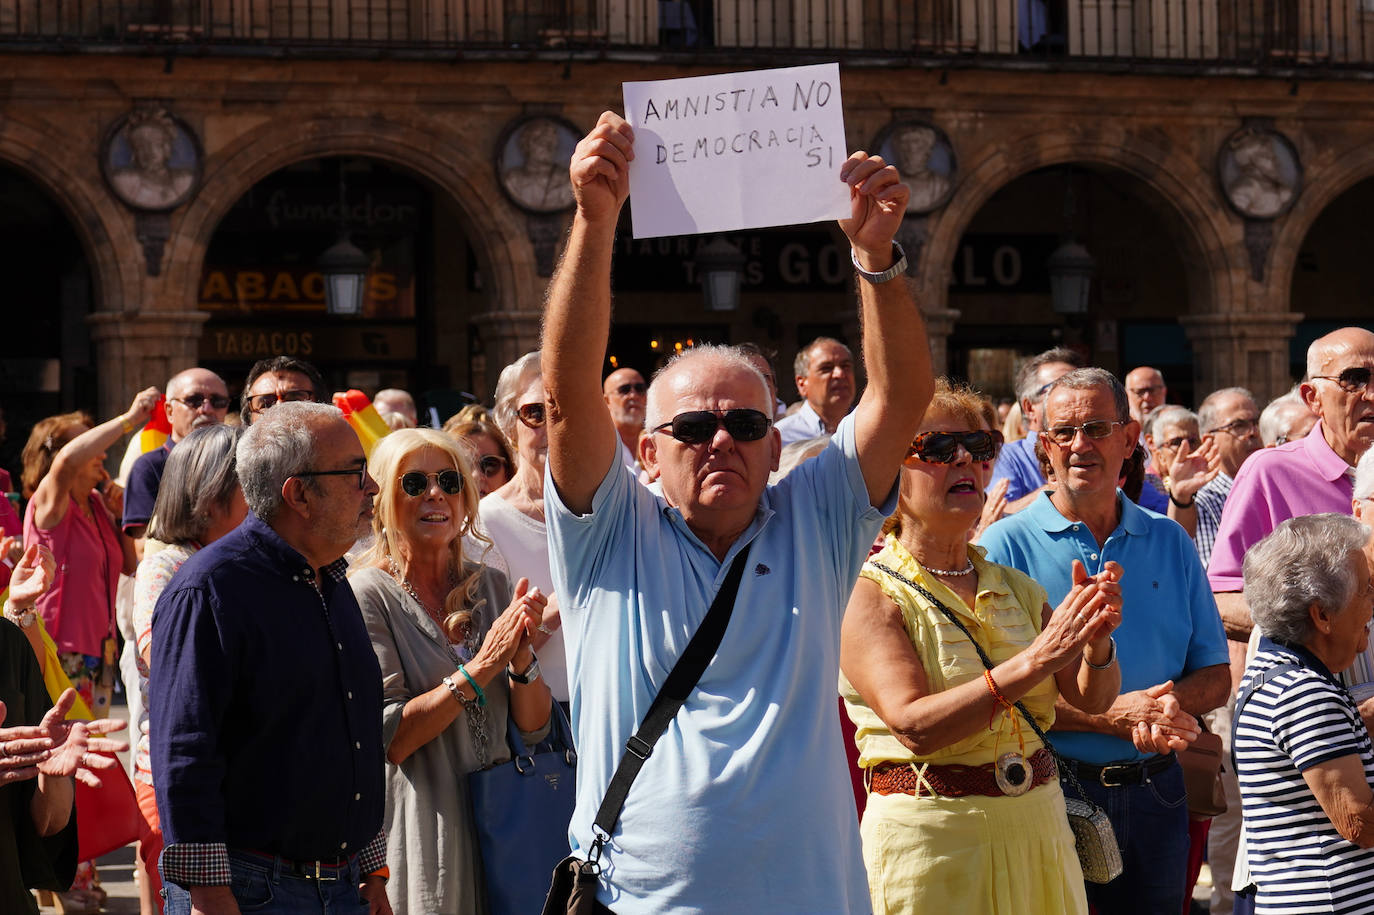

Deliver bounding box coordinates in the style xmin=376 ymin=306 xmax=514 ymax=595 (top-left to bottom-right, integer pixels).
xmin=81 ymin=753 xmax=90 ymax=769
xmin=0 ymin=741 xmax=9 ymax=758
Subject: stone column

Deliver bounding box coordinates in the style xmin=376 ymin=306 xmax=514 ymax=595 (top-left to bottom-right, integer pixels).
xmin=922 ymin=303 xmax=961 ymax=378
xmin=1178 ymin=312 xmax=1304 ymax=405
xmin=87 ymin=309 xmax=211 ymax=440
xmin=469 ymin=309 xmax=544 ymax=402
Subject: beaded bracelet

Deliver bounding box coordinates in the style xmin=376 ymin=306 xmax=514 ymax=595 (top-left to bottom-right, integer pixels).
xmin=457 ymin=664 xmax=487 ymax=708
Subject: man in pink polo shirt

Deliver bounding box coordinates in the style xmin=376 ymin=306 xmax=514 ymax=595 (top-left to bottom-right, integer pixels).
xmin=1209 ymin=327 xmax=1374 ymax=641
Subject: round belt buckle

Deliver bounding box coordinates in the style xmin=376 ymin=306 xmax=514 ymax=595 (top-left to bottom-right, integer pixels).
xmin=995 ymin=751 xmax=1032 ymax=796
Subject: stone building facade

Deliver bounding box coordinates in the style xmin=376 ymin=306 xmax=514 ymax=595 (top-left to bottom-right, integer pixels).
xmin=4 ymin=7 xmax=1374 ymax=434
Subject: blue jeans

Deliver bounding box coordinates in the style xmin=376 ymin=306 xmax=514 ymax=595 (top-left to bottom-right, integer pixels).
xmin=162 ymin=849 xmax=369 ymax=915
xmin=1062 ymin=757 xmax=1190 ymax=915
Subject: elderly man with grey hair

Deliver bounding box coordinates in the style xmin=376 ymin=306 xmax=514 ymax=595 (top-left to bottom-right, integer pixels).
xmin=1142 ymin=404 xmax=1220 ymax=540
xmin=149 ymin=401 xmax=392 ymax=915
xmin=1258 ymin=387 xmax=1317 ymax=448
xmin=980 ymin=367 xmax=1230 ymax=915
xmin=1233 ymin=513 xmax=1374 ymax=913
xmin=542 ymin=111 xmax=931 ymax=912
xmin=775 ymin=336 xmax=857 ymax=445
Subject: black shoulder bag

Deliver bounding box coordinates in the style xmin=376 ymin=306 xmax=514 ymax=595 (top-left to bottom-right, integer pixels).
xmin=542 ymin=545 xmax=752 ymax=915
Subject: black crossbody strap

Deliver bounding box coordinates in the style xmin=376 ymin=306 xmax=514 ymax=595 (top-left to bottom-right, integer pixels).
xmin=588 ymin=543 xmax=753 ymax=863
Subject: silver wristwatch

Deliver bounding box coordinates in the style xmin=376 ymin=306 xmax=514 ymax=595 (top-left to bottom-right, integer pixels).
xmin=850 ymin=241 xmax=908 ymax=284
xmin=508 ymin=655 xmax=541 ymax=685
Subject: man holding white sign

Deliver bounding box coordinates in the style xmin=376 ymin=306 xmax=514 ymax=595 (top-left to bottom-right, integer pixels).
xmin=542 ymin=106 xmax=931 ymax=913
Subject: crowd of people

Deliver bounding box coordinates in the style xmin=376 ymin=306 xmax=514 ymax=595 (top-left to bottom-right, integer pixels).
xmin=3 ymin=111 xmax=1374 ymax=915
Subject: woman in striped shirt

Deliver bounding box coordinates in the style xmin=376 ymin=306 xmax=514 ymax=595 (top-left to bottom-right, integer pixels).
xmin=1235 ymin=513 xmax=1374 ymax=914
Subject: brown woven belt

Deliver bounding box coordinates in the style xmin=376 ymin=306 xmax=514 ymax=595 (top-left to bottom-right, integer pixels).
xmin=868 ymin=747 xmax=1057 ymax=798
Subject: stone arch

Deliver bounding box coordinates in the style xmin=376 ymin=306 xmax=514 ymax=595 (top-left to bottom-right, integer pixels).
xmin=1268 ymin=140 xmax=1374 ymax=301
xmin=921 ymin=125 xmax=1239 ymax=320
xmin=0 ymin=112 xmax=133 ymax=314
xmin=162 ymin=114 xmax=540 ymax=327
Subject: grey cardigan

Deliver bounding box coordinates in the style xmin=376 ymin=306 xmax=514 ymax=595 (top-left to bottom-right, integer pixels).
xmin=352 ymin=563 xmax=549 ymax=915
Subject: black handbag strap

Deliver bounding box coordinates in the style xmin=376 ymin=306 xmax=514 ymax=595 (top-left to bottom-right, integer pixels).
xmin=587 ymin=543 xmax=752 ymax=865
xmin=868 ymin=560 xmax=1101 ymax=808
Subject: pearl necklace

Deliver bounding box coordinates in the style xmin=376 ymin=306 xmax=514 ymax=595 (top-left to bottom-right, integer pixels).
xmin=924 ymin=559 xmax=976 ymax=577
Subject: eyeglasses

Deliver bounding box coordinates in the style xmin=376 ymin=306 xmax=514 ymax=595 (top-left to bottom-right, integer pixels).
xmin=248 ymin=389 xmax=315 ymax=413
xmin=1311 ymin=366 xmax=1373 ymax=395
xmin=652 ymin=409 xmax=772 ymax=445
xmin=399 ymin=469 xmax=464 ymax=497
xmin=1043 ymin=420 xmax=1126 ymax=445
xmin=477 ymin=455 xmax=509 ymax=478
xmin=905 ymin=430 xmax=1003 ymax=464
xmin=293 ymin=459 xmax=369 ymax=490
xmin=517 ymin=403 xmax=546 ymax=429
xmin=1128 ymin=384 xmax=1164 ymax=398
xmin=614 ymin=382 xmax=647 ymax=397
xmin=172 ymin=393 xmax=231 ymax=411
xmin=1208 ymin=418 xmax=1258 ymax=438
xmin=1161 ymin=435 xmax=1201 ymax=451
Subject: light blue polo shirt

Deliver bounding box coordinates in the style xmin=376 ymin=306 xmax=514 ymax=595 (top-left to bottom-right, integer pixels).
xmin=979 ymin=490 xmax=1229 ymax=765
xmin=546 ymin=414 xmax=890 ymax=915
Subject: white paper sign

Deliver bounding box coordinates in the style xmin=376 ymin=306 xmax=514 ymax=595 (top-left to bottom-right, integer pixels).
xmin=622 ymin=63 xmax=850 ymax=239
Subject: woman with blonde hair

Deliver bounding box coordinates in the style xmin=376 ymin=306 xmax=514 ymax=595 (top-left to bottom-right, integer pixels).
xmin=841 ymin=378 xmax=1123 ymax=914
xmin=350 ymin=427 xmax=553 ymax=914
xmin=443 ymin=407 xmax=514 ymax=497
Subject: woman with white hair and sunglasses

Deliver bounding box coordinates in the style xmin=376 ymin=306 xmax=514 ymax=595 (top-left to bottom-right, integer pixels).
xmin=350 ymin=428 xmax=552 ymax=915
xmin=840 ymin=378 xmax=1123 ymax=914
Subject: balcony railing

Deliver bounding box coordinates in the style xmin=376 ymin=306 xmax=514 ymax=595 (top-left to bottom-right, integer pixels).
xmin=5 ymin=0 xmax=1374 ymax=71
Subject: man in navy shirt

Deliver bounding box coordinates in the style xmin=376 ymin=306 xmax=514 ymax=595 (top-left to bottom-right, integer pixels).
xmin=150 ymin=401 xmax=390 ymax=915
xmin=123 ymin=367 xmax=230 ymax=542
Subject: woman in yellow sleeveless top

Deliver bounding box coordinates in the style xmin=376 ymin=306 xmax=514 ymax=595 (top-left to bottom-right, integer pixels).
xmin=841 ymin=380 xmax=1124 ymax=914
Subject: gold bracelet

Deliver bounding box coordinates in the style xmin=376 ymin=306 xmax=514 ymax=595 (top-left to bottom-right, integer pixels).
xmin=120 ymin=416 xmax=136 ymax=435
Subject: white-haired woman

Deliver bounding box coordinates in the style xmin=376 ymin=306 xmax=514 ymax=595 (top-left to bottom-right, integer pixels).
xmin=1234 ymin=513 xmax=1374 ymax=914
xmin=351 ymin=428 xmax=552 ymax=915
xmin=477 ymin=352 xmax=567 ymax=706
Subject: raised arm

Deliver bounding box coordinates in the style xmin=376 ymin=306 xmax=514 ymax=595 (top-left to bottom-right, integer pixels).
xmin=543 ymin=112 xmax=635 ymax=515
xmin=30 ymin=387 xmax=160 ymax=532
xmin=839 ymin=155 xmax=934 ymax=507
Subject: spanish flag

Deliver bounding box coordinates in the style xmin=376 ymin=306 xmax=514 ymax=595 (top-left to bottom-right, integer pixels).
xmin=138 ymin=395 xmax=173 ymax=453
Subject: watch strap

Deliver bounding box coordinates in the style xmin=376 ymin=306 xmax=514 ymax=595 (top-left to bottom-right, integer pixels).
xmin=850 ymin=241 xmax=908 ymax=284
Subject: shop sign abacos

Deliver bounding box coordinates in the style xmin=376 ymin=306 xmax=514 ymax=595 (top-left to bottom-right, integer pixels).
xmin=199 ymin=266 xmax=414 ymax=318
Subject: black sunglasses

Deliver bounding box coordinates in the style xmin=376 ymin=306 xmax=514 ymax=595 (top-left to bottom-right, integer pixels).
xmin=173 ymin=393 xmax=231 ymax=411
xmin=248 ymin=389 xmax=316 ymax=413
xmin=906 ymin=430 xmax=1003 ymax=464
xmin=1312 ymin=366 xmax=1373 ymax=394
xmin=294 ymin=459 xmax=369 ymax=490
xmin=399 ymin=470 xmax=464 ymax=497
xmin=652 ymin=409 xmax=772 ymax=445
xmin=517 ymin=403 xmax=546 ymax=429
xmin=1208 ymin=418 xmax=1258 ymax=438
xmin=477 ymin=455 xmax=509 ymax=477
xmin=614 ymin=382 xmax=647 ymax=396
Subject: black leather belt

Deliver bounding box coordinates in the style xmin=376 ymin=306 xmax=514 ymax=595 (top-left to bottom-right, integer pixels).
xmin=243 ymin=850 xmax=355 ymax=882
xmin=1071 ymin=753 xmax=1175 ymax=788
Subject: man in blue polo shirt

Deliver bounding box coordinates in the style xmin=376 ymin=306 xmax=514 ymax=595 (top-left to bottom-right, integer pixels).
xmin=980 ymin=367 xmax=1229 ymax=915
xmin=542 ymin=112 xmax=932 ymax=914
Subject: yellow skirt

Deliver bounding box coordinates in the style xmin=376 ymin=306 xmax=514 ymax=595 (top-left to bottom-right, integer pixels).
xmin=861 ymin=777 xmax=1088 ymax=915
